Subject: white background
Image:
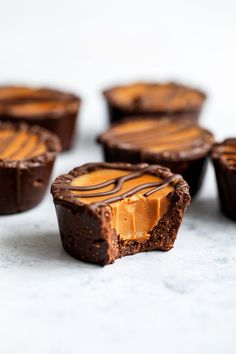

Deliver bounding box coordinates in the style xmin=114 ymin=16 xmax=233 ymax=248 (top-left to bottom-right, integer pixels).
xmin=0 ymin=1 xmax=236 ymax=354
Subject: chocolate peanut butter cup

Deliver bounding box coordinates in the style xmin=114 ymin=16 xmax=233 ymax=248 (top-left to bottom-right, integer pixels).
xmin=98 ymin=117 xmax=214 ymax=197
xmin=211 ymin=139 xmax=236 ymax=221
xmin=51 ymin=162 xmax=190 ymax=265
xmin=0 ymin=122 xmax=60 ymax=214
xmin=103 ymin=82 xmax=206 ymax=123
xmin=0 ymin=86 xmax=81 ymax=151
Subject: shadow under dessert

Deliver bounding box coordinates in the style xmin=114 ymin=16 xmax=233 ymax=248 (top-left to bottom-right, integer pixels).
xmin=51 ymin=162 xmax=190 ymax=265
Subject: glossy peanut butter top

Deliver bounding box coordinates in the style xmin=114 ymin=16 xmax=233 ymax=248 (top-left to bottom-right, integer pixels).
xmin=105 ymin=82 xmax=205 ymax=112
xmin=0 ymin=86 xmax=79 ymax=117
xmin=0 ymin=127 xmax=47 ymax=161
xmin=100 ymin=118 xmax=213 ymax=156
xmin=67 ymin=167 xmax=176 ymax=241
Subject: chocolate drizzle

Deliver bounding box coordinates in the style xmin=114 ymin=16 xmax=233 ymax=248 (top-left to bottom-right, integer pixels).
xmin=222 ymin=148 xmax=236 ymax=166
xmin=0 ymin=121 xmax=61 ymax=170
xmin=211 ymin=139 xmax=236 ymax=167
xmin=54 ymin=163 xmax=183 ymax=207
xmin=104 ymin=82 xmax=206 ymax=112
xmin=0 ymin=127 xmax=46 ymax=161
xmin=99 ymin=118 xmax=213 ymax=154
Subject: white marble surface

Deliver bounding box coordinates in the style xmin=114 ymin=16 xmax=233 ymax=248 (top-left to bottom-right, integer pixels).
xmin=1 ymin=1 xmax=236 ymax=353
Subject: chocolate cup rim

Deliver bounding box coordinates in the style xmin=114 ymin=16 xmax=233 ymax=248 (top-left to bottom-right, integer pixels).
xmin=103 ymin=81 xmax=207 ymax=113
xmin=1 ymin=99 xmax=81 ymax=120
xmin=97 ymin=116 xmax=215 ymax=161
xmin=51 ymin=162 xmax=190 ymax=209
xmin=211 ymin=138 xmax=236 ymax=171
xmin=0 ymin=121 xmax=61 ymax=169
xmin=0 ymin=85 xmax=81 ymax=119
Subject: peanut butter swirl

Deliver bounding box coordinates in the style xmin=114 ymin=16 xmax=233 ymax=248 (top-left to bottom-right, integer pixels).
xmin=0 ymin=125 xmax=47 ymax=161
xmin=99 ymin=118 xmax=214 ymax=155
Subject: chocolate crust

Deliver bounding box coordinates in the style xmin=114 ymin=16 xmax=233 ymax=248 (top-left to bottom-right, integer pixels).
xmin=98 ymin=118 xmax=214 ymax=197
xmin=51 ymin=162 xmax=190 ymax=265
xmin=103 ymin=82 xmax=206 ymax=124
xmin=211 ymin=139 xmax=236 ymax=221
xmin=0 ymin=121 xmax=61 ymax=214
xmin=0 ymin=86 xmax=81 ymax=151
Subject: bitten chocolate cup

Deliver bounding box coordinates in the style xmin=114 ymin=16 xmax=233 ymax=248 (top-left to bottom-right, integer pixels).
xmin=0 ymin=121 xmax=61 ymax=214
xmin=98 ymin=117 xmax=214 ymax=197
xmin=103 ymin=82 xmax=206 ymax=124
xmin=211 ymin=139 xmax=236 ymax=221
xmin=0 ymin=86 xmax=81 ymax=151
xmin=51 ymin=162 xmax=190 ymax=265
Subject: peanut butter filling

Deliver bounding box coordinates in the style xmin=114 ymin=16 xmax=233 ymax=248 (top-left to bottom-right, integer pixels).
xmin=71 ymin=169 xmax=173 ymax=242
xmin=0 ymin=128 xmax=47 ymax=160
xmin=107 ymin=83 xmax=204 ymax=111
xmin=0 ymin=86 xmax=35 ymax=100
xmin=103 ymin=118 xmax=213 ymax=154
xmin=0 ymin=86 xmax=79 ymax=116
xmin=7 ymin=101 xmax=70 ymax=116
